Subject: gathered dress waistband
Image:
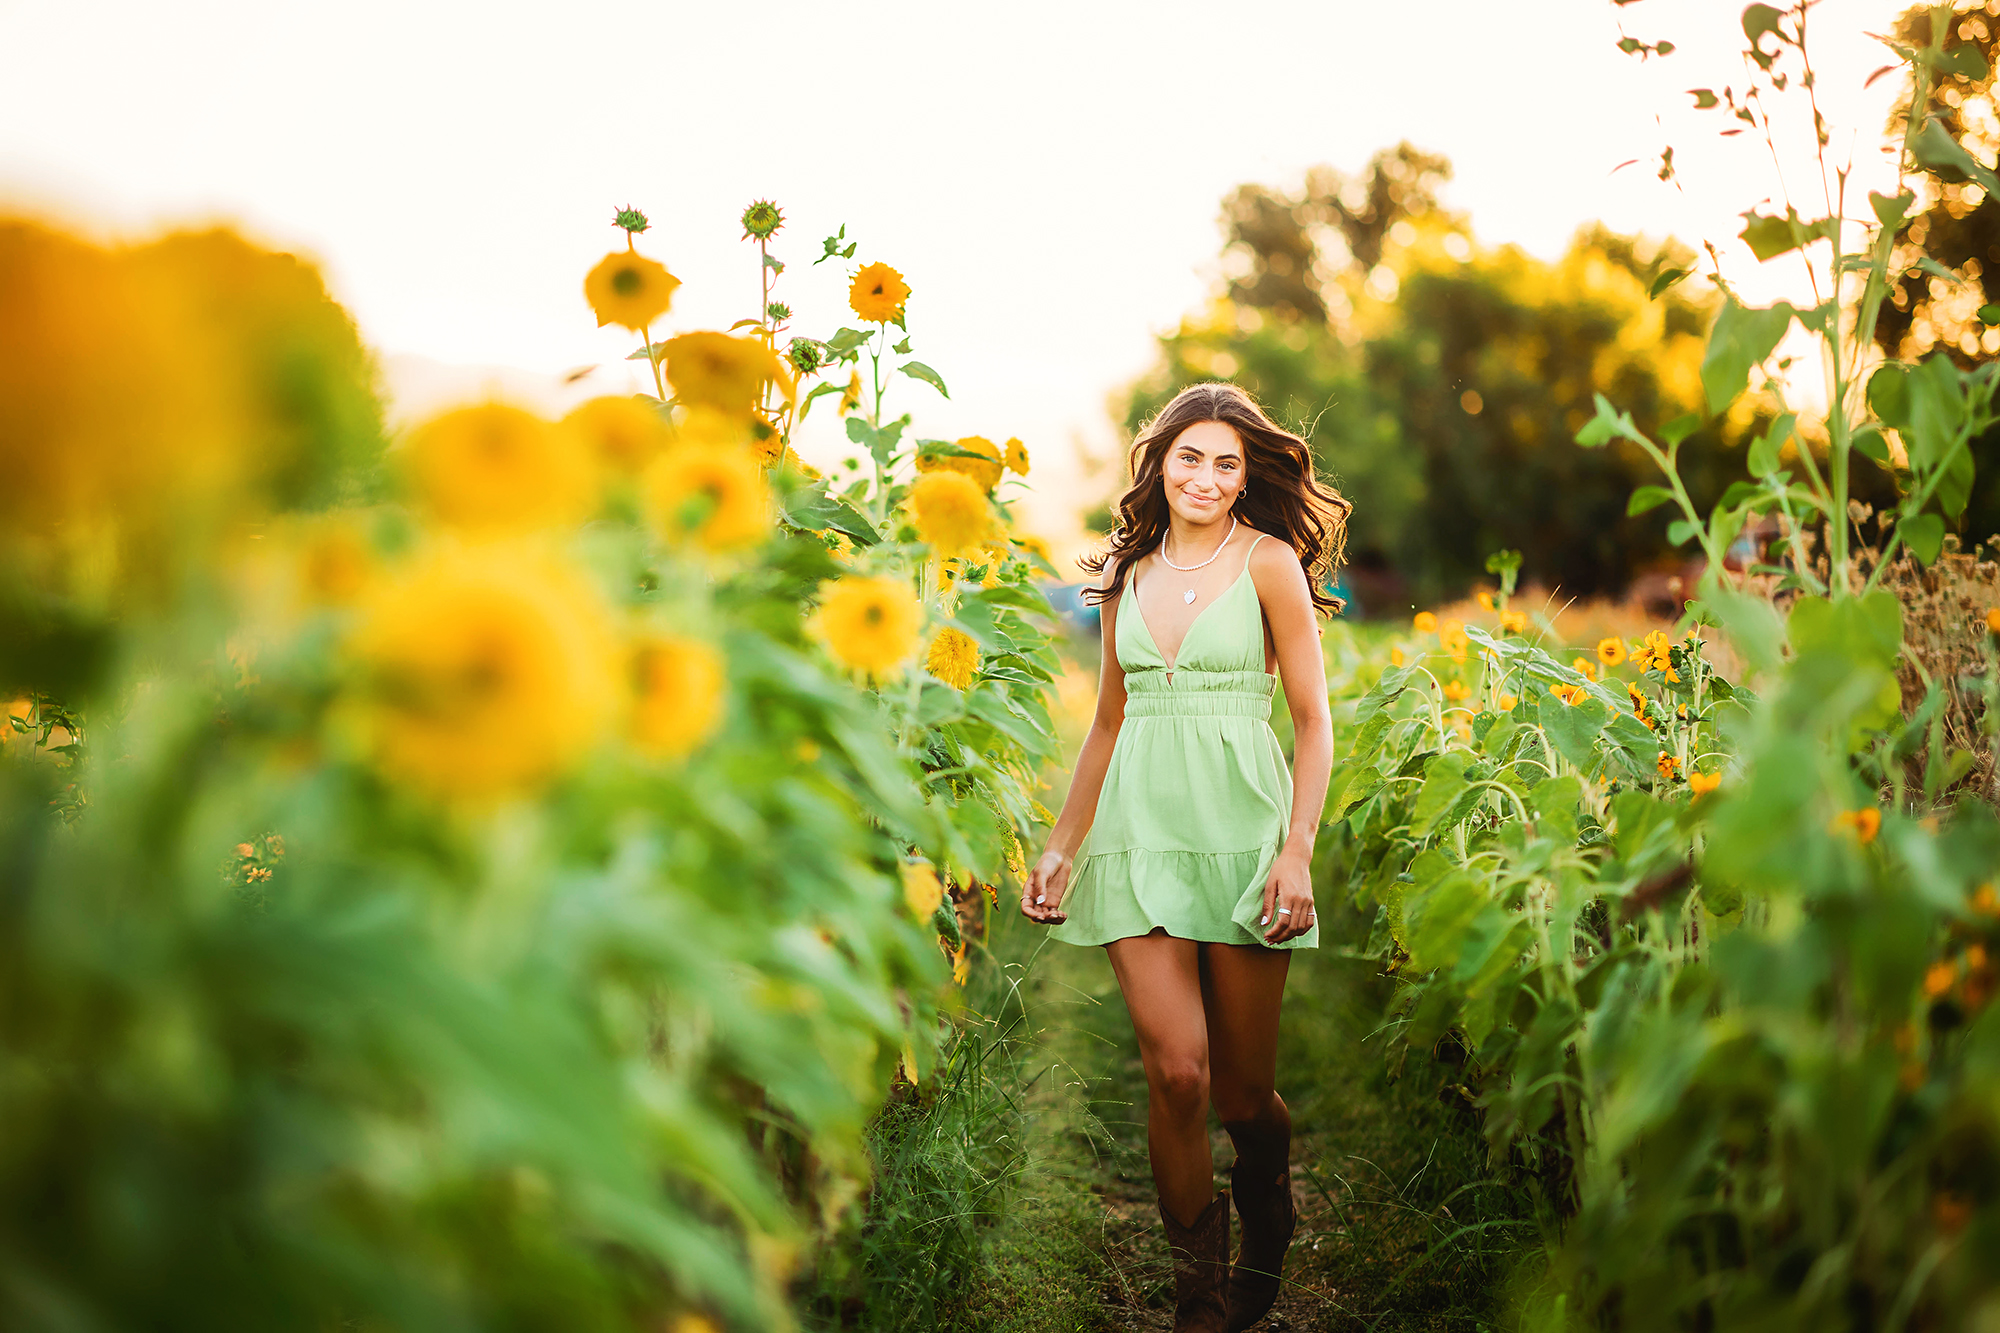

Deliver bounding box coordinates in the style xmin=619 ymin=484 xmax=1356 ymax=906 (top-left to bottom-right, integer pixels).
xmin=1121 ymin=669 xmax=1277 ymax=718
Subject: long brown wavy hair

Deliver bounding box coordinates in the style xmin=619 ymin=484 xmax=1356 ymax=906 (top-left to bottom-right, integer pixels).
xmin=1082 ymin=382 xmax=1351 ymax=615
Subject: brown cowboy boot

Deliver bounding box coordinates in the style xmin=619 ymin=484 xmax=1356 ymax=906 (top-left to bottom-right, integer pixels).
xmin=1223 ymin=1121 xmax=1296 ymax=1332
xmin=1158 ymin=1190 xmax=1231 ymax=1332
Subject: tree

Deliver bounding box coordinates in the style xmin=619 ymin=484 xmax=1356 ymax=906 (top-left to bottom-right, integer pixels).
xmin=1120 ymin=150 xmax=1763 ymax=609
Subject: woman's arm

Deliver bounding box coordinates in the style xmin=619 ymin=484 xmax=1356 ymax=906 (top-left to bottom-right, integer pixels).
xmin=1250 ymin=539 xmax=1333 ymax=944
xmin=1021 ymin=561 xmax=1129 ymax=924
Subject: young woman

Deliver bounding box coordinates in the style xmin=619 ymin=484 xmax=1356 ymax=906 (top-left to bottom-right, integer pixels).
xmin=1021 ymin=383 xmax=1348 ymax=1333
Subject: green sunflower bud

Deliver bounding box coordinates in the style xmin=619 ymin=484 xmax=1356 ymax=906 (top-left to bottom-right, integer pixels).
xmin=767 ymin=301 xmax=792 ymax=322
xmin=787 ymin=337 xmax=824 ymax=375
xmin=612 ymin=205 xmax=650 ymax=234
xmin=740 ymin=199 xmax=784 ymax=241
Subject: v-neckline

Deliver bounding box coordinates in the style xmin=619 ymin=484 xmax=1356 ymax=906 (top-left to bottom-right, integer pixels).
xmin=1128 ymin=562 xmax=1252 ymax=677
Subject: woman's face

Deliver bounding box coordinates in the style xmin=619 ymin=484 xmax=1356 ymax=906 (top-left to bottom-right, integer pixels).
xmin=1160 ymin=420 xmax=1246 ymax=527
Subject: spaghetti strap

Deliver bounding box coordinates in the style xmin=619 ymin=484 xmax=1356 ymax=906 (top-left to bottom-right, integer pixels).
xmin=1239 ymin=531 xmax=1269 ymax=576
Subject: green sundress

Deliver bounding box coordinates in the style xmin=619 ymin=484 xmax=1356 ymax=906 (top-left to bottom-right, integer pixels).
xmin=1051 ymin=533 xmax=1317 ymax=951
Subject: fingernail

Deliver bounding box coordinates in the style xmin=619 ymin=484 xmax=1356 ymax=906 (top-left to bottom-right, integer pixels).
xmin=1260 ymin=915 xmax=1269 ymax=925
xmin=1035 ymin=895 xmax=1045 ymax=904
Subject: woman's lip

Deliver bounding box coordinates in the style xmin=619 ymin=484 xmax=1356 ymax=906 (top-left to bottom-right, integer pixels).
xmin=1184 ymin=492 xmax=1218 ymax=506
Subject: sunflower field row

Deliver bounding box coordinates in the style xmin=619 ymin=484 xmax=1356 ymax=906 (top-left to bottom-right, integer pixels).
xmin=0 ymin=199 xmax=1060 ymax=1331
xmin=1311 ymin=15 xmax=2000 ymax=1327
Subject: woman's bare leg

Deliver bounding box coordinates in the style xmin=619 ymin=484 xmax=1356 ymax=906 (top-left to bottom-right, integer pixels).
xmin=1200 ymin=942 xmax=1291 ymax=1132
xmin=1105 ymin=929 xmax=1215 ymax=1225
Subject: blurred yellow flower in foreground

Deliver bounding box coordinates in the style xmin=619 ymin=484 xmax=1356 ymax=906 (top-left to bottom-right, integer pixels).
xmin=849 ymin=262 xmax=910 ymax=323
xmin=404 ymin=403 xmax=597 ymax=533
xmin=910 ymin=471 xmax=1000 ymax=560
xmin=925 ymin=627 xmax=980 ymax=691
xmin=916 ymin=436 xmax=1004 ymax=492
xmin=1829 ymin=806 xmax=1882 ymax=844
xmin=1004 ymin=437 xmax=1030 ymax=475
xmin=1012 ymin=533 xmax=1052 ymax=567
xmin=1688 ymin=770 xmax=1721 ymax=797
xmin=1498 ymin=609 xmax=1527 ymax=634
xmin=663 ymin=331 xmax=795 ymax=416
xmin=294 ymin=516 xmax=376 ymax=606
xmin=1412 ymin=611 xmax=1438 ymax=633
xmin=584 ymin=249 xmax=680 ymax=330
xmin=346 ymin=546 xmax=615 ymax=802
xmin=818 ymin=575 xmax=920 ymax=676
xmin=629 ymin=635 xmax=725 ymax=756
xmin=643 ymin=446 xmax=770 ymax=551
xmin=902 ymin=861 xmax=944 ymax=921
xmin=562 ymin=395 xmax=670 ymax=474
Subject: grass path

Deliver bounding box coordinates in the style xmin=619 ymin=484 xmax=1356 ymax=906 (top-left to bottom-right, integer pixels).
xmin=960 ymin=898 xmax=1537 ymax=1332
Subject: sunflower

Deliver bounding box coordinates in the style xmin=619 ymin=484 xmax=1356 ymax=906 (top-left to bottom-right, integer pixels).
xmin=1012 ymin=533 xmax=1053 ymax=567
xmin=1596 ymin=637 xmax=1627 ymax=667
xmin=1687 ymin=770 xmax=1721 ymax=797
xmin=663 ymin=332 xmax=796 ymax=417
xmin=584 ymin=250 xmax=680 ymax=331
xmin=1987 ymin=607 xmax=1999 ymax=633
xmin=1549 ymin=682 xmax=1585 ymax=706
xmin=629 ymin=634 xmax=725 ymax=756
xmin=902 ymin=861 xmax=944 ymax=920
xmin=915 ymin=436 xmax=1004 ymax=492
xmin=839 ymin=371 xmax=863 ymax=416
xmin=345 ymin=545 xmax=615 ymax=802
xmin=642 ymin=445 xmax=770 ymax=551
xmin=1439 ymin=618 xmax=1468 ymax=661
xmin=1656 ymin=751 xmax=1679 ymax=781
xmin=926 ymin=627 xmax=981 ymax=690
xmin=1497 ymin=692 xmax=1518 ymax=712
xmin=740 ymin=199 xmax=784 ymax=241
xmin=1829 ymin=806 xmax=1883 ymax=843
xmin=911 ymin=470 xmax=1001 ymax=559
xmin=1003 ymin=437 xmax=1030 ymax=476
xmin=403 ymin=402 xmax=598 ymax=532
xmin=1442 ymin=680 xmax=1469 ymax=701
xmin=818 ymin=574 xmax=921 ymax=676
xmin=294 ymin=515 xmax=375 ymax=606
xmin=1497 ymin=609 xmax=1527 ymax=634
xmin=849 ymin=262 xmax=911 ymax=323
xmin=1571 ymin=656 xmax=1599 ymax=682
xmin=563 ymin=395 xmax=671 ymax=475
xmin=1412 ymin=611 xmax=1438 ymax=634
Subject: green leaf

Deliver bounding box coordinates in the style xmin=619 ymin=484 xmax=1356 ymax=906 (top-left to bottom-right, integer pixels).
xmin=1868 ymin=362 xmax=1912 ymax=431
xmin=1915 ymin=255 xmax=1965 ymax=286
xmin=1980 ymin=304 xmax=2000 ymax=326
xmin=1666 ymin=518 xmax=1700 ymax=546
xmin=1627 ymin=485 xmax=1675 ymax=516
xmin=625 ymin=345 xmax=660 ymax=361
xmin=1900 ymin=512 xmax=1945 ymax=564
xmin=1931 ymin=44 xmax=1990 ymax=81
xmin=1541 ymin=695 xmax=1610 ymax=772
xmin=1701 ymin=299 xmax=1795 ymax=414
xmin=1904 ymin=353 xmax=1966 ymax=473
xmin=1747 ymin=411 xmax=1796 ymax=478
xmin=1402 ymin=869 xmax=1489 ymax=974
xmin=1649 ymin=265 xmax=1692 ymax=297
xmin=1913 ymin=117 xmax=2000 ymax=195
xmin=1688 ymin=88 xmax=1719 ymax=109
xmin=823 ymin=327 xmax=874 ymax=357
xmin=1870 ymin=189 xmax=1917 ymax=230
xmin=1576 ymin=393 xmax=1642 ymax=448
xmin=897 ymin=361 xmax=949 ymax=398
xmin=1660 ymin=412 xmax=1703 ymax=446
xmin=1851 ymin=425 xmax=1891 ymax=465
xmin=1531 ymin=774 xmax=1585 ymax=847
xmin=1738 ymin=208 xmax=1838 ymax=262
xmin=1742 ymin=3 xmax=1785 ymax=60
xmin=1413 ymin=751 xmax=1474 ymax=836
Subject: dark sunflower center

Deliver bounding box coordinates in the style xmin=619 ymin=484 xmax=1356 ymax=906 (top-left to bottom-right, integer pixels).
xmin=864 ymin=605 xmax=883 ymax=625
xmin=613 ymin=267 xmax=643 ymax=296
xmin=870 ymin=283 xmax=885 ymax=296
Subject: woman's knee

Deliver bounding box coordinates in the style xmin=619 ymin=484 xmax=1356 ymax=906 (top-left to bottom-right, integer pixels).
xmin=1148 ymin=1053 xmax=1210 ymax=1113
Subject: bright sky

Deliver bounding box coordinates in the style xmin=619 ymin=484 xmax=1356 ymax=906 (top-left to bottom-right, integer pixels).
xmin=0 ymin=0 xmax=1918 ymax=546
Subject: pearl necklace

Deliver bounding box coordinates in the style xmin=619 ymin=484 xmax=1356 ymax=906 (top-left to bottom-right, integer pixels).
xmin=1159 ymin=516 xmax=1237 ymax=604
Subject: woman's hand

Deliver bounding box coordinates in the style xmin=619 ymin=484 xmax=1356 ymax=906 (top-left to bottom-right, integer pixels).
xmin=1021 ymin=850 xmax=1071 ymax=925
xmin=1260 ymin=847 xmax=1316 ymax=944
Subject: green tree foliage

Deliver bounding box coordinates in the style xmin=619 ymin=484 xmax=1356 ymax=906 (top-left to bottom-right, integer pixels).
xmin=1875 ymin=0 xmax=2000 ymax=541
xmin=1121 ymin=148 xmax=1757 ymax=607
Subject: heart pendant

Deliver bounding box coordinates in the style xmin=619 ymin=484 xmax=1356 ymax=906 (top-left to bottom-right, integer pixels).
xmin=1183 ymin=589 xmax=1198 ymax=604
